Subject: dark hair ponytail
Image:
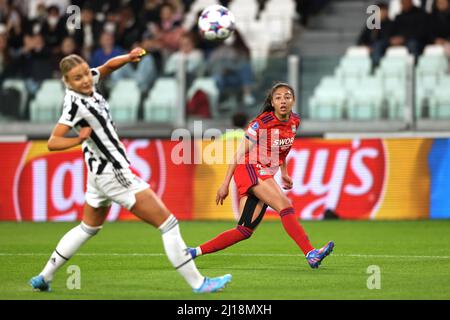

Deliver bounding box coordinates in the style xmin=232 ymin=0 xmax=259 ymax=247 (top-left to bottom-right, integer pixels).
xmin=258 ymin=82 xmax=295 ymax=115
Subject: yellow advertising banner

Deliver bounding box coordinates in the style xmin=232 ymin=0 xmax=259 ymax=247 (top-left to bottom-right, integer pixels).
xmin=193 ymin=138 xmax=431 ymax=221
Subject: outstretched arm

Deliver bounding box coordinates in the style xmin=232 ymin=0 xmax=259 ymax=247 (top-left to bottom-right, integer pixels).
xmin=97 ymin=47 xmax=147 ymax=79
xmin=48 ymin=124 xmax=91 ymax=151
xmin=216 ymin=137 xmax=255 ymax=205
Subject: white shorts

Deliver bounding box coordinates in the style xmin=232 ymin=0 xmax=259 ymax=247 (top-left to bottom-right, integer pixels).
xmin=85 ymin=168 xmax=149 ymax=210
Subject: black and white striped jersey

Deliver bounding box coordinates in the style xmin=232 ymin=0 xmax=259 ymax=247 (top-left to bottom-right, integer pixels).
xmin=58 ymin=68 xmax=130 ymax=175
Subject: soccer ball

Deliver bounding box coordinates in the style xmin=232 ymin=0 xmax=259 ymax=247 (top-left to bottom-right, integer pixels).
xmin=197 ymin=5 xmax=235 ymax=41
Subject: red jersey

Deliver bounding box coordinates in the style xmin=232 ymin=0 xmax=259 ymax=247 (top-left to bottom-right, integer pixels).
xmin=244 ymin=111 xmax=300 ymax=174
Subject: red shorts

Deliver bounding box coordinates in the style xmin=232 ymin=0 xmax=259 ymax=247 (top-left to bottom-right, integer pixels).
xmin=233 ymin=164 xmax=276 ymax=199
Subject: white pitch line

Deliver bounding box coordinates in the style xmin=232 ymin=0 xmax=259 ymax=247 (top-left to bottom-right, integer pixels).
xmin=0 ymin=253 xmax=450 ymax=259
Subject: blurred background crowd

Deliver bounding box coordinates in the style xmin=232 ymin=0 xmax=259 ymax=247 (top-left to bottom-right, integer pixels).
xmin=0 ymin=0 xmax=449 ymax=131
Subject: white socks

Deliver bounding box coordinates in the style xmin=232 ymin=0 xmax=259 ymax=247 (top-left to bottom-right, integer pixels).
xmin=39 ymin=216 xmax=204 ymax=290
xmin=40 ymin=222 xmax=102 ymax=282
xmin=159 ymin=215 xmax=205 ymax=289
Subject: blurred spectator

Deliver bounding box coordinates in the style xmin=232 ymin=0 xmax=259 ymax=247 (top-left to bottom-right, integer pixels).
xmin=102 ymin=10 xmax=120 ymax=35
xmin=296 ymin=0 xmax=311 ymax=26
xmin=206 ymin=30 xmax=255 ymax=108
xmin=5 ymin=5 xmax=25 ymax=51
xmin=116 ymin=5 xmax=143 ymax=50
xmin=18 ymin=33 xmax=53 ymax=95
xmin=140 ymin=0 xmax=163 ymax=29
xmin=189 ymin=9 xmax=221 ymax=58
xmin=72 ymin=4 xmax=103 ymax=60
xmin=430 ymin=0 xmax=450 ymax=45
xmin=40 ymin=5 xmax=67 ymax=54
xmin=0 ymin=0 xmax=8 ymax=23
xmin=389 ymin=0 xmax=430 ymax=61
xmin=90 ymin=31 xmax=125 ymax=67
xmin=26 ymin=0 xmax=70 ymax=20
xmin=164 ymin=32 xmax=203 ymax=86
xmin=148 ymin=3 xmax=185 ymax=54
xmin=220 ymin=112 xmax=248 ymax=140
xmin=52 ymin=36 xmax=80 ymax=75
xmin=357 ymin=2 xmax=393 ymax=67
xmin=166 ymin=0 xmax=185 ymax=21
xmin=25 ymin=2 xmax=47 ymax=35
xmin=141 ymin=30 xmax=164 ymax=73
xmin=109 ymin=43 xmax=158 ymax=94
xmin=0 ymin=28 xmax=16 ymax=84
xmin=73 ymin=0 xmax=120 ymax=15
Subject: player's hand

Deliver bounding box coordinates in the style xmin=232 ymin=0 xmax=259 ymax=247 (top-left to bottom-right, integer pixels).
xmin=281 ymin=174 xmax=293 ymax=190
xmin=216 ymin=183 xmax=229 ymax=205
xmin=79 ymin=126 xmax=92 ymax=142
xmin=129 ymin=47 xmax=146 ymax=62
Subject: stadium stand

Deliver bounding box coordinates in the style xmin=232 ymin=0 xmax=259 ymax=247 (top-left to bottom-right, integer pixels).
xmin=143 ymin=77 xmax=178 ymax=123
xmin=1 ymin=0 xmax=450 ymax=135
xmin=29 ymin=80 xmax=65 ymax=123
xmin=108 ymin=79 xmax=141 ymax=123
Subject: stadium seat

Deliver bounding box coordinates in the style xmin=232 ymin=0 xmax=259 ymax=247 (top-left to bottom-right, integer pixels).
xmin=347 ymin=77 xmax=384 ymax=119
xmin=29 ymin=80 xmax=65 ymax=123
xmin=2 ymin=79 xmax=28 ymax=119
xmin=259 ymin=0 xmax=295 ymax=46
xmin=335 ymin=56 xmax=372 ymax=79
xmin=344 ymin=46 xmax=370 ymax=58
xmin=248 ymin=38 xmax=271 ymax=76
xmin=429 ymin=76 xmax=450 ymax=119
xmin=415 ymin=71 xmax=440 ymax=119
xmin=229 ymin=0 xmax=259 ymax=20
xmin=187 ymin=77 xmax=220 ymax=118
xmin=143 ymin=77 xmax=178 ymax=123
xmin=423 ymin=44 xmax=446 ymax=57
xmin=416 ymin=85 xmax=433 ymax=119
xmin=377 ymin=58 xmax=408 ymax=79
xmin=0 ymin=87 xmax=21 ymax=120
xmin=417 ymin=56 xmax=448 ymax=76
xmin=240 ymin=20 xmax=271 ymax=74
xmin=108 ymin=79 xmax=141 ymax=123
xmin=309 ymin=76 xmax=346 ymax=120
xmin=259 ymin=11 xmax=292 ymax=47
xmin=385 ymin=46 xmax=411 ymax=58
xmin=386 ymin=85 xmax=406 ymax=120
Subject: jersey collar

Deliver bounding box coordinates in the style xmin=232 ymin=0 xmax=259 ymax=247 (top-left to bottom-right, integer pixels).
xmin=272 ymin=111 xmax=291 ymax=122
xmin=66 ymin=87 xmax=96 ymax=100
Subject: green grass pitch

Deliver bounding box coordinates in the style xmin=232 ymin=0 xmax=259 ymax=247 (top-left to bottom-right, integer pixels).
xmin=1 ymin=220 xmax=450 ymax=300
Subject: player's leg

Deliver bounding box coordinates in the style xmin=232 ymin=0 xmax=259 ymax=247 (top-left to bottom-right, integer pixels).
xmin=30 ymin=204 xmax=109 ymax=291
xmin=192 ymin=195 xmax=268 ymax=257
xmin=130 ymin=188 xmax=231 ymax=292
xmin=250 ymin=178 xmax=334 ymax=268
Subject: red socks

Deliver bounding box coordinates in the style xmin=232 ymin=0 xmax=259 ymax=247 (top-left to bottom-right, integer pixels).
xmin=199 ymin=225 xmax=253 ymax=255
xmin=280 ymin=207 xmax=314 ymax=255
xmin=199 ymin=208 xmax=313 ymax=256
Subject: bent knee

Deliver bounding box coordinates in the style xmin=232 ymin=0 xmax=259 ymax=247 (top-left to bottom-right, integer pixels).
xmin=236 ymin=225 xmax=253 ymax=239
xmin=275 ymin=197 xmax=292 ymax=213
xmin=80 ymin=221 xmax=102 ymax=236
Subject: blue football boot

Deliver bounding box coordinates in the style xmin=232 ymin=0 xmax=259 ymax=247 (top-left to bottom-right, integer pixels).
xmin=30 ymin=275 xmax=51 ymax=292
xmin=193 ymin=274 xmax=232 ymax=293
xmin=306 ymin=241 xmax=335 ymax=269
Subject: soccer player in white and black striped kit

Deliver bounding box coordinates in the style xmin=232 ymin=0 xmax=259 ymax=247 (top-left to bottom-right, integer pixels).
xmin=29 ymin=49 xmax=231 ymax=293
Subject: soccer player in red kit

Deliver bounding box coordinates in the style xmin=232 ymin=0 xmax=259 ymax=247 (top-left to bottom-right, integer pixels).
xmin=187 ymin=83 xmax=334 ymax=268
